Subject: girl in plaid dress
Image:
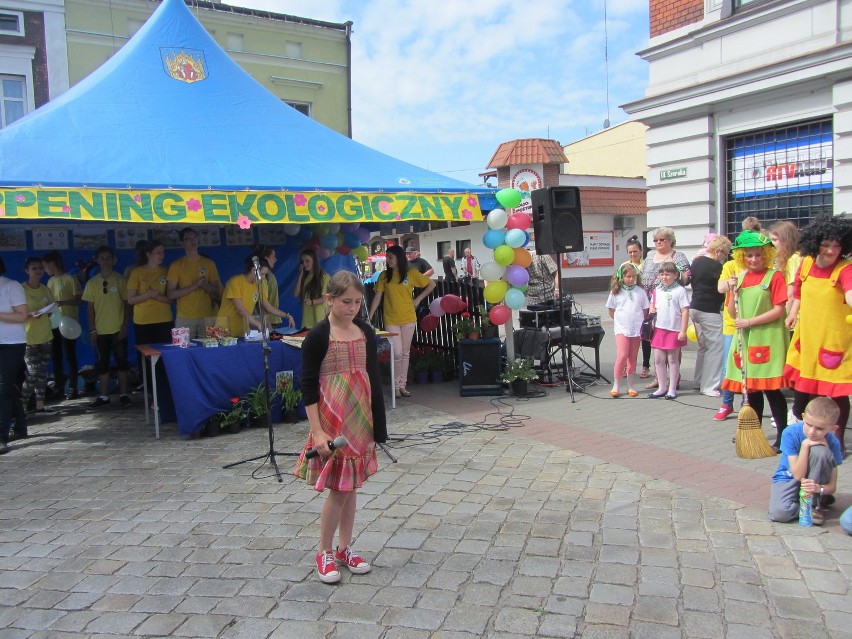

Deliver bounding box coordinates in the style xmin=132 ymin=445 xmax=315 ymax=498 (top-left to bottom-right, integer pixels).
xmin=294 ymin=271 xmax=387 ymax=584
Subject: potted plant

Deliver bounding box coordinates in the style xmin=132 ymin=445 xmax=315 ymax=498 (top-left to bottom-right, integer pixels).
xmin=441 ymin=349 xmax=456 ymax=381
xmin=278 ymin=383 xmax=303 ymax=423
xmin=218 ymin=397 xmax=248 ymax=434
xmin=244 ymin=382 xmax=272 ymax=428
xmin=477 ymin=305 xmax=498 ymax=339
xmin=426 ymin=348 xmax=445 ymax=383
xmin=453 ymin=313 xmax=476 ymax=341
xmin=501 ymin=357 xmax=537 ymax=397
xmin=411 ymin=347 xmax=431 ymax=384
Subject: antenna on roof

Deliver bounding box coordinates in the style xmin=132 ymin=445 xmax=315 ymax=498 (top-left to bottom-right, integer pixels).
xmin=603 ymin=0 xmax=611 ymax=129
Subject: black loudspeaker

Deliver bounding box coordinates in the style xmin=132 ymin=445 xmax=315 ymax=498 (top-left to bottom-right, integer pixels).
xmin=530 ymin=186 xmax=584 ymax=254
xmin=458 ymin=339 xmax=502 ymax=397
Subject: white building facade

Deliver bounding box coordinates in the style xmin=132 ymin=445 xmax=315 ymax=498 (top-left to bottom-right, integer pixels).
xmin=623 ymin=0 xmax=852 ymax=251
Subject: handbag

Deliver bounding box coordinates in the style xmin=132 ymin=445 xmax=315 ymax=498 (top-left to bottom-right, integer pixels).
xmin=641 ymin=312 xmax=656 ymax=342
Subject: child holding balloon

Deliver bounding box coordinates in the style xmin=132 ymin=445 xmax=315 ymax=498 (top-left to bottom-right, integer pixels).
xmin=606 ymin=262 xmax=649 ymax=397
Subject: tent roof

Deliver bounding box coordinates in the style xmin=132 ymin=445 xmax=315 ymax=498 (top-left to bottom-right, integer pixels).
xmin=0 ymin=0 xmax=493 ymax=205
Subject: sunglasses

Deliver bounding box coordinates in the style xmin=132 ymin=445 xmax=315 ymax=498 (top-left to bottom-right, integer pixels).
xmin=653 ymin=238 xmax=669 ymax=243
xmin=102 ymin=280 xmax=109 ymax=294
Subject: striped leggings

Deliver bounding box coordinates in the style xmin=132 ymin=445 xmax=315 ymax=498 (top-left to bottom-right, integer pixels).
xmin=22 ymin=342 xmax=52 ymax=405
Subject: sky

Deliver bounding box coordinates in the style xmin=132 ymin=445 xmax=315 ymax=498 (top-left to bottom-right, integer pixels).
xmin=225 ymin=0 xmax=650 ymax=186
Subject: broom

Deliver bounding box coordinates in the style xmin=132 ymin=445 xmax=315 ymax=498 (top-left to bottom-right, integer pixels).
xmin=733 ymin=287 xmax=776 ymax=459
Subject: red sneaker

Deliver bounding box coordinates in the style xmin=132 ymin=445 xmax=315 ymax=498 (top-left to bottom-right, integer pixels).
xmin=713 ymin=405 xmax=733 ymax=421
xmin=335 ymin=546 xmax=371 ymax=574
xmin=316 ymin=550 xmax=340 ymax=583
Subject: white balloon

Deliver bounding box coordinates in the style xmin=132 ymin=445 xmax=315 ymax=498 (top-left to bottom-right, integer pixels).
xmin=283 ymin=224 xmax=301 ymax=236
xmin=486 ymin=209 xmax=508 ymax=230
xmin=480 ymin=261 xmax=506 ymax=281
xmin=59 ymin=317 xmax=82 ymax=340
xmin=49 ymin=312 xmax=62 ymax=330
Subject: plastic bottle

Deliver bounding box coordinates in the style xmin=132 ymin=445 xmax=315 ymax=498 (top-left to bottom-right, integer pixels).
xmin=798 ymin=488 xmax=812 ymax=527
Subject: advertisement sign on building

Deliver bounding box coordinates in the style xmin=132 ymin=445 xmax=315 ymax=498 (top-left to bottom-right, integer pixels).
xmin=562 ymin=232 xmax=613 ymax=267
xmin=510 ymin=167 xmax=542 ymax=215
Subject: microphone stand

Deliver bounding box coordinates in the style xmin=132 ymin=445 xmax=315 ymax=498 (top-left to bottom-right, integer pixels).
xmin=224 ymin=261 xmax=296 ymax=481
xmin=555 ymin=253 xmax=577 ymax=402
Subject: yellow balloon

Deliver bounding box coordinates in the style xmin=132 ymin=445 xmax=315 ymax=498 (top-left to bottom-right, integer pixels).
xmin=686 ymin=323 xmax=698 ymax=342
xmin=484 ymin=280 xmax=509 ymax=304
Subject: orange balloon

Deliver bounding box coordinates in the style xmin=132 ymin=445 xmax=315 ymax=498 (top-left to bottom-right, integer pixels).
xmin=513 ymin=248 xmax=532 ymax=268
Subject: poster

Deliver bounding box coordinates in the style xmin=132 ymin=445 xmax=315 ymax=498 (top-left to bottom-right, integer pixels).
xmin=0 ymin=228 xmax=26 ymax=250
xmin=72 ymin=228 xmax=109 ymax=250
xmin=563 ymin=231 xmax=613 ymax=268
xmin=225 ymin=226 xmax=256 ymax=246
xmin=33 ymin=228 xmax=69 ymax=251
xmin=115 ymin=227 xmax=149 ymax=250
xmin=197 ymin=227 xmax=221 ymax=247
xmin=258 ymin=226 xmax=290 ymax=245
xmin=152 ymin=228 xmax=181 ymax=248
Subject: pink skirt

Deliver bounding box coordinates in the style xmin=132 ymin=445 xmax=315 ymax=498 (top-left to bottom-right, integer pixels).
xmin=650 ymin=327 xmax=686 ymax=350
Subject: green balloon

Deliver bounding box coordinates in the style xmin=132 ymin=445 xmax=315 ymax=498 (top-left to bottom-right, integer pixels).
xmin=517 ymin=284 xmax=529 ymax=292
xmin=484 ymin=280 xmax=509 ymax=304
xmin=353 ymin=246 xmax=369 ymax=261
xmin=496 ymin=188 xmax=522 ymax=209
xmin=494 ymin=244 xmax=515 ymax=266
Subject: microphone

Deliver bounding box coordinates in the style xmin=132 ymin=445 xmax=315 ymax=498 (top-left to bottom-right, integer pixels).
xmin=251 ymin=255 xmax=261 ymax=270
xmin=305 ymin=435 xmax=348 ymax=459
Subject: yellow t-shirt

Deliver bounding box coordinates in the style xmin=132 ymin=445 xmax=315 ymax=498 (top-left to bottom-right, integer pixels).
xmin=46 ymin=273 xmax=81 ymax=320
xmin=216 ymin=274 xmax=268 ymax=336
xmin=782 ymin=253 xmax=802 ymax=286
xmin=23 ymin=283 xmax=54 ymax=345
xmin=166 ymin=255 xmax=221 ymax=319
xmin=719 ymin=260 xmax=740 ymax=336
xmin=128 ymin=266 xmax=173 ymax=325
xmin=82 ymin=272 xmax=128 ymax=334
xmin=376 ymin=268 xmax=431 ymax=325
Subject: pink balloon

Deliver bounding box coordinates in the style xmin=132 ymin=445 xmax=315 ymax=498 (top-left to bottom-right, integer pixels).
xmin=429 ymin=298 xmax=446 ymax=317
xmin=317 ymin=247 xmax=331 ymax=259
xmin=420 ymin=314 xmax=440 ymax=332
xmin=440 ymin=294 xmax=467 ymax=314
xmin=506 ymin=213 xmax=531 ymax=231
xmin=489 ymin=304 xmax=511 ymax=326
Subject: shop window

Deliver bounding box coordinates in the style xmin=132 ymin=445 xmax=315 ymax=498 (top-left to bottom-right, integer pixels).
xmin=0 ymin=76 xmax=25 ymax=129
xmin=724 ymin=118 xmax=832 ymax=236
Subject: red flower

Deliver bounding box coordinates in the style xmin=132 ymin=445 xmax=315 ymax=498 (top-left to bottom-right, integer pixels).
xmin=461 ymin=312 xmax=471 ymax=318
xmin=230 ymin=397 xmax=240 ymax=404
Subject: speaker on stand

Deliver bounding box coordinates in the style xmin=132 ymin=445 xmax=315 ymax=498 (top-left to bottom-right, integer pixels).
xmin=530 ymin=186 xmax=584 ymax=400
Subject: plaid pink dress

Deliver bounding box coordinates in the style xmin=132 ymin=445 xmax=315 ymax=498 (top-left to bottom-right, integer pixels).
xmin=294 ymin=337 xmax=378 ymax=492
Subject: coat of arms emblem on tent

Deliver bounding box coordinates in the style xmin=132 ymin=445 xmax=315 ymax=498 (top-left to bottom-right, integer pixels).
xmin=161 ymin=48 xmax=206 ymax=83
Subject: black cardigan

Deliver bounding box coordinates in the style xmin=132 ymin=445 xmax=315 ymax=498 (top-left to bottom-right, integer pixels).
xmin=300 ymin=317 xmax=387 ymax=443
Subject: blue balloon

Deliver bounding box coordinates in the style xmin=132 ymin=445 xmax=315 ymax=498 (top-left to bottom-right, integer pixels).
xmin=320 ymin=233 xmax=339 ymax=250
xmin=504 ymin=287 xmax=526 ymax=310
xmin=296 ymin=227 xmax=313 ymax=242
xmin=483 ymin=228 xmax=507 ymax=250
xmin=344 ymin=233 xmax=362 ymax=249
xmin=523 ymin=231 xmax=530 ymax=246
xmin=505 ymin=228 xmax=526 ymax=248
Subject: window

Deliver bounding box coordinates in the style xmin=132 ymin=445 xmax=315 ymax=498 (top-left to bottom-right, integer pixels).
xmin=285 ymin=101 xmax=311 ymax=117
xmin=226 ymin=32 xmax=244 ymax=52
xmin=0 ymin=76 xmax=25 ymax=129
xmin=437 ymin=241 xmax=451 ymax=259
xmin=732 ymin=0 xmax=778 ymax=11
xmin=0 ymin=11 xmax=23 ymax=35
xmin=724 ymin=118 xmax=832 ymax=236
xmin=285 ymin=41 xmax=303 ymax=59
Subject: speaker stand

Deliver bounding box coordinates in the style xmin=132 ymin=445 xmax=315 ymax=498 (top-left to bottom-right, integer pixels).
xmin=554 ymin=253 xmax=577 ymax=402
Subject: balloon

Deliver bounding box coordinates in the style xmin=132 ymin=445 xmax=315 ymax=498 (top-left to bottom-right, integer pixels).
xmin=353 ymin=246 xmax=369 ymax=261
xmin=283 ymin=224 xmax=301 ymax=236
xmin=495 ymin=188 xmax=522 ymax=209
xmin=505 ymin=265 xmax=530 ymax=288
xmin=512 ymin=248 xmax=533 ymax=268
xmin=305 ymin=236 xmax=320 ymax=250
xmin=327 ymin=223 xmax=340 ymax=234
xmin=344 ymin=233 xmax=362 ymax=248
xmin=489 ymin=304 xmax=511 ymax=326
xmin=686 ymin=324 xmax=698 ymax=342
xmin=484 ymin=281 xmax=509 ymax=304
xmin=486 ymin=208 xmax=508 ymax=230
xmin=320 ymin=233 xmax=338 ymax=250
xmin=504 ymin=288 xmax=526 ymax=310
xmin=504 ymin=228 xmax=526 ymax=248
xmin=480 ymin=261 xmax=506 ymax=281
xmin=317 ymin=247 xmax=331 ymax=259
xmin=439 ymin=294 xmax=467 ymax=314
xmin=356 ymin=227 xmax=372 ymax=242
xmin=494 ymin=244 xmax=515 ymax=266
xmin=517 ymin=284 xmax=529 ymax=292
xmin=429 ymin=298 xmax=446 ymax=317
xmin=49 ymin=312 xmax=62 ymax=330
xmin=59 ymin=317 xmax=82 ymax=340
xmin=420 ymin=314 xmax=440 ymax=332
xmin=506 ymin=213 xmax=531 ymax=231
xmin=483 ymin=228 xmax=507 ymax=249
xmin=336 ymin=245 xmax=352 ymax=255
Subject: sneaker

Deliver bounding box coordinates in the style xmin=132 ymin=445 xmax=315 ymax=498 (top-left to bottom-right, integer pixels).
xmin=702 ymin=390 xmax=722 ymax=398
xmin=811 ymin=507 xmax=824 ymax=526
xmin=713 ymin=405 xmax=733 ymax=421
xmin=316 ymin=550 xmax=340 ymax=584
xmin=119 ymin=395 xmax=131 ymax=406
xmin=90 ymin=397 xmax=111 ymax=408
xmin=335 ymin=546 xmax=371 ymax=574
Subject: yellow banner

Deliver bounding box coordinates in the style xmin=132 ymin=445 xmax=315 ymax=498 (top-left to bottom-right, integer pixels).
xmin=0 ymin=188 xmax=484 ymax=224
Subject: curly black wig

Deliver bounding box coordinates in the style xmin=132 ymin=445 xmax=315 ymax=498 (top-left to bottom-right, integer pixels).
xmin=798 ymin=215 xmax=851 ymax=258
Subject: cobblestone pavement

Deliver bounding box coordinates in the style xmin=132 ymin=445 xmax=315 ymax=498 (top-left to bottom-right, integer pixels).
xmin=0 ymin=291 xmax=850 ymax=638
